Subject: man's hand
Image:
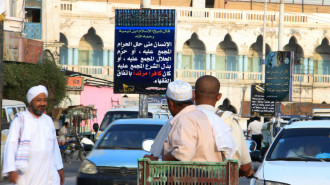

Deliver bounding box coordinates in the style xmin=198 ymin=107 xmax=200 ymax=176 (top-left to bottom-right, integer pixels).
xmin=143 ymin=154 xmax=158 ymax=161
xmin=9 ymin=171 xmax=19 ymax=184
xmin=58 ymin=169 xmax=65 ymax=185
xmin=239 ymin=163 xmax=254 ymax=178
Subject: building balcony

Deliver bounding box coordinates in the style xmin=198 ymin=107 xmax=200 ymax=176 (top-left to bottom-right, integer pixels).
xmin=61 ymin=65 xmax=330 ymax=88
xmin=24 ymin=22 xmax=41 ymax=40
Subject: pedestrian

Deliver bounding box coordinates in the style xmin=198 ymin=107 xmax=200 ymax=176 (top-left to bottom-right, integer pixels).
xmin=161 ymin=80 xmax=236 ymax=162
xmin=3 ymin=85 xmax=65 ymax=185
xmin=246 ymin=117 xmax=263 ymax=150
xmin=58 ymin=122 xmax=69 ymax=146
xmin=194 ymin=75 xmax=254 ymax=178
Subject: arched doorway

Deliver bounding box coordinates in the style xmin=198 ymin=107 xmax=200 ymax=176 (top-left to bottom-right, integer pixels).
xmin=59 ymin=33 xmax=68 ymax=65
xmin=182 ymin=33 xmax=206 ymax=70
xmin=216 ymin=34 xmax=239 ymax=71
xmin=284 ymin=37 xmax=304 ymax=74
xmin=248 ymin=35 xmax=271 ymax=72
xmin=315 ymin=38 xmax=330 ymax=75
xmin=78 ymin=28 xmax=104 ymax=66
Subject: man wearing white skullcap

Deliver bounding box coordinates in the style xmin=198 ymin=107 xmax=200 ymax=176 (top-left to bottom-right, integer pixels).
xmin=3 ymin=85 xmax=65 ymax=185
xmin=145 ymin=80 xmax=226 ymax=162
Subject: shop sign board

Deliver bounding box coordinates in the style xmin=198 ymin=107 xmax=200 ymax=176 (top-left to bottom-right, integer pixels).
xmin=66 ymin=77 xmax=84 ymax=91
xmin=114 ymin=9 xmax=176 ymax=94
xmin=251 ymin=83 xmax=275 ymax=117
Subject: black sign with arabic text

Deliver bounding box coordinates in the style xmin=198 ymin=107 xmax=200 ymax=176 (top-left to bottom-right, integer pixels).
xmin=114 ymin=9 xmax=175 ymax=94
xmin=251 ymin=84 xmax=275 ymax=117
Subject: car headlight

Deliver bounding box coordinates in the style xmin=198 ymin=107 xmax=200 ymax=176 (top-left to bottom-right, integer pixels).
xmin=251 ymin=178 xmax=289 ymax=185
xmin=79 ymin=160 xmax=98 ymax=174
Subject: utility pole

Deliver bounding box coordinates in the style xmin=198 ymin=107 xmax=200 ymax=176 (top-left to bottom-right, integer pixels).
xmin=0 ymin=13 xmax=5 ymax=173
xmin=261 ymin=0 xmax=267 ymax=125
xmin=278 ymin=0 xmax=284 ymax=51
xmin=138 ymin=0 xmax=150 ymax=118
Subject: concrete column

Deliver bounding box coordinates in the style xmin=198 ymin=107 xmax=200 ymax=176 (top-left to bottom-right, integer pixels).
xmin=73 ymin=48 xmax=78 ymax=65
xmin=103 ymin=50 xmax=108 ymax=66
xmin=89 ymin=50 xmax=93 ymax=66
xmin=309 ymin=58 xmax=314 ymax=74
xmin=243 ymin=55 xmax=249 ymax=72
xmin=206 ymin=54 xmax=211 ymax=70
xmin=211 ymin=54 xmax=216 ymax=70
xmin=318 ymin=59 xmax=323 ymax=75
xmin=177 ymin=52 xmax=182 ymax=69
xmin=303 ymin=58 xmax=308 ymax=74
xmin=67 ymin=48 xmax=73 ymax=65
xmin=109 ymin=50 xmax=114 ymax=67
xmin=238 ymin=55 xmax=244 ymax=71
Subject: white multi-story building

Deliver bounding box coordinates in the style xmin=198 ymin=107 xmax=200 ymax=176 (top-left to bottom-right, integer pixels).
xmin=6 ymin=0 xmax=330 ymax=121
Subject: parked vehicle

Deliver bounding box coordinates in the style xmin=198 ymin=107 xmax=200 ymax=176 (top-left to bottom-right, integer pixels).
xmin=251 ymin=121 xmax=330 ymax=185
xmin=95 ymin=104 xmax=171 ymax=140
xmin=2 ymin=99 xmax=26 ymax=130
xmin=60 ymin=133 xmax=94 ymax=162
xmin=312 ymin=108 xmax=330 ymax=120
xmin=77 ymin=118 xmax=165 ymax=185
xmin=1 ymin=99 xmax=26 ymax=174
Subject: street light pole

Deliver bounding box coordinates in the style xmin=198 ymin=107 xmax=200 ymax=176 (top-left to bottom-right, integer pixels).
xmin=278 ymin=0 xmax=284 ymax=51
xmin=261 ymin=0 xmax=267 ymax=125
xmin=0 ymin=13 xmax=5 ymax=173
xmin=138 ymin=0 xmax=150 ymax=118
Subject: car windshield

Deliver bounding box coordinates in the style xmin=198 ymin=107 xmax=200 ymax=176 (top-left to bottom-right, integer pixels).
xmin=99 ymin=111 xmax=153 ymax=131
xmin=97 ymin=124 xmax=162 ymax=150
xmin=268 ymin=128 xmax=330 ymax=161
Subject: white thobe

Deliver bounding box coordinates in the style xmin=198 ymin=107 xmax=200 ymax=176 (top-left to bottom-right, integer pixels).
xmin=150 ymin=118 xmax=173 ymax=158
xmin=3 ymin=110 xmax=63 ymax=185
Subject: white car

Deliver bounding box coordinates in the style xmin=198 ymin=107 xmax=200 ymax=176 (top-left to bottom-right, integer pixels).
xmin=251 ymin=121 xmax=330 ymax=185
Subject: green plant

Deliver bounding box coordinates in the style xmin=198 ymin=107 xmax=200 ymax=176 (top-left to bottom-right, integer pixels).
xmin=3 ymin=59 xmax=67 ymax=113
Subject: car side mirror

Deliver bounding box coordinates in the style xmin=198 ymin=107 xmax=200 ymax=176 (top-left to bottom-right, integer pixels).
xmin=250 ymin=150 xmax=262 ymax=162
xmin=245 ymin=139 xmax=257 ymax=152
xmin=142 ymin=139 xmax=154 ymax=152
xmin=93 ymin=123 xmax=99 ymax=132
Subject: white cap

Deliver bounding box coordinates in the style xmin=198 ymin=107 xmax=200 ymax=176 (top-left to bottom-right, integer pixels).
xmin=26 ymin=85 xmax=48 ymax=103
xmin=166 ymin=80 xmax=192 ymax=101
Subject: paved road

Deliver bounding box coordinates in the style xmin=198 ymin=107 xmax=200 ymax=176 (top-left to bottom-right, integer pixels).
xmin=0 ymin=158 xmax=260 ymax=185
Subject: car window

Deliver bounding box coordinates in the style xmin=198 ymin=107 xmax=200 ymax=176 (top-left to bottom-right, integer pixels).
xmin=99 ymin=111 xmax=153 ymax=131
xmin=7 ymin=107 xmax=17 ymax=122
xmin=268 ymin=128 xmax=330 ymax=161
xmin=2 ymin=108 xmax=8 ymax=123
xmin=17 ymin=106 xmax=26 ymax=112
xmin=97 ymin=124 xmax=162 ymax=149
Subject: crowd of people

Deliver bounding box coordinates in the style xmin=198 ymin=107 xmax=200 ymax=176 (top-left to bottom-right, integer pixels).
xmin=2 ymin=75 xmax=257 ymax=185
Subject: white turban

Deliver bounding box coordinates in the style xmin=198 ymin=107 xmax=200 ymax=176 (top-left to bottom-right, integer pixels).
xmin=26 ymin=85 xmax=48 ymax=103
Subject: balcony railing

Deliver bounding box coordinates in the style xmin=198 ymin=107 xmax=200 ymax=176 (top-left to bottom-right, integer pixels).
xmin=61 ymin=65 xmax=330 ymax=86
xmin=60 ymin=1 xmax=330 ymax=25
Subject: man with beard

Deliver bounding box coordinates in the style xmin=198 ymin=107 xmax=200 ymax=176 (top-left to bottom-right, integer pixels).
xmin=3 ymin=85 xmax=64 ymax=185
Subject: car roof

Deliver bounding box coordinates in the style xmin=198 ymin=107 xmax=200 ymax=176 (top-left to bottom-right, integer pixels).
xmin=2 ymin=99 xmax=26 ymax=107
xmin=105 ymin=106 xmax=169 ymax=113
xmin=111 ymin=118 xmax=167 ymax=126
xmin=284 ymin=120 xmax=330 ymax=129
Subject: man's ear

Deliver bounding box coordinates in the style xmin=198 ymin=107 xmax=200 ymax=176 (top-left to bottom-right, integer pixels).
xmin=216 ymin=93 xmax=222 ymax=101
xmin=192 ymin=91 xmax=196 ymax=103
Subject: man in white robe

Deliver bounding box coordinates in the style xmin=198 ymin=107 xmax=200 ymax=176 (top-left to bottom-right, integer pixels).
xmin=3 ymin=85 xmax=64 ymax=185
xmin=193 ymin=75 xmax=254 ymax=178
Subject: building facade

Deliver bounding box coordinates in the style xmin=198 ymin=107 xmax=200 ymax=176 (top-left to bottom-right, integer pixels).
xmin=55 ymin=1 xmax=330 ymax=114
xmin=7 ymin=0 xmax=330 ymax=119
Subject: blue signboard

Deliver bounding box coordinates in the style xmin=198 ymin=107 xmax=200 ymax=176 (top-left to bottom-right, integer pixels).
xmin=265 ymin=51 xmax=294 ymax=102
xmin=114 ymin=9 xmax=175 ymax=94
